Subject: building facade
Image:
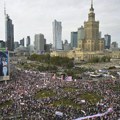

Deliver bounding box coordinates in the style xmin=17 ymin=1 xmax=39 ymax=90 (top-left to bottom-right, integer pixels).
xmin=14 ymin=41 xmax=19 ymax=49
xmin=5 ymin=14 xmax=14 ymax=51
xmin=34 ymin=34 xmax=45 ymax=53
xmin=77 ymin=26 xmax=85 ymax=47
xmin=26 ymin=36 xmax=31 ymax=47
xmin=63 ymin=40 xmax=72 ymax=51
xmin=20 ymin=38 xmax=25 ymax=46
xmin=104 ymin=34 xmax=111 ymax=49
xmin=111 ymin=42 xmax=119 ymax=51
xmin=52 ymin=20 xmax=62 ymax=50
xmin=71 ymin=32 xmax=78 ymax=49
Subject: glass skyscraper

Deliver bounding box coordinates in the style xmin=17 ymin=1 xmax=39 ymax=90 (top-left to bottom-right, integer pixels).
xmin=104 ymin=34 xmax=111 ymax=49
xmin=26 ymin=36 xmax=31 ymax=47
xmin=71 ymin=32 xmax=78 ymax=49
xmin=5 ymin=14 xmax=14 ymax=51
xmin=52 ymin=20 xmax=62 ymax=50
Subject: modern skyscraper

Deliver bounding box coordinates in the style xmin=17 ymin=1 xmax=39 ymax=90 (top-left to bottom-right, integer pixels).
xmin=26 ymin=36 xmax=31 ymax=47
xmin=5 ymin=13 xmax=14 ymax=51
xmin=34 ymin=34 xmax=45 ymax=53
xmin=71 ymin=32 xmax=78 ymax=48
xmin=20 ymin=38 xmax=25 ymax=46
xmin=52 ymin=20 xmax=62 ymax=50
xmin=104 ymin=34 xmax=111 ymax=49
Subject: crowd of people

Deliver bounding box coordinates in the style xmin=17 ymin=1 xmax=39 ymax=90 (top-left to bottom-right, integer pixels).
xmin=0 ymin=66 xmax=120 ymax=120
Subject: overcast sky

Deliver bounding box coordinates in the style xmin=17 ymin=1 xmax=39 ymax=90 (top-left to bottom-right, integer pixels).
xmin=0 ymin=0 xmax=120 ymax=46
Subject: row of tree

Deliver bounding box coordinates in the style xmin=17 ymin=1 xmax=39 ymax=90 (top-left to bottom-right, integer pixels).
xmin=88 ymin=56 xmax=111 ymax=63
xmin=28 ymin=54 xmax=74 ymax=69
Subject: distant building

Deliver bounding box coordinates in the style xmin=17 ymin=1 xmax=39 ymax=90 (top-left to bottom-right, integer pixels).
xmin=52 ymin=20 xmax=62 ymax=50
xmin=20 ymin=38 xmax=24 ymax=46
xmin=63 ymin=40 xmax=72 ymax=51
xmin=111 ymin=42 xmax=118 ymax=48
xmin=26 ymin=36 xmax=31 ymax=47
xmin=104 ymin=34 xmax=111 ymax=49
xmin=5 ymin=13 xmax=14 ymax=51
xmin=27 ymin=45 xmax=35 ymax=55
xmin=71 ymin=32 xmax=78 ymax=49
xmin=0 ymin=40 xmax=5 ymax=48
xmin=14 ymin=41 xmax=19 ymax=49
xmin=14 ymin=45 xmax=28 ymax=56
xmin=34 ymin=33 xmax=46 ymax=53
xmin=45 ymin=43 xmax=52 ymax=52
xmin=77 ymin=26 xmax=85 ymax=41
xmin=111 ymin=42 xmax=119 ymax=51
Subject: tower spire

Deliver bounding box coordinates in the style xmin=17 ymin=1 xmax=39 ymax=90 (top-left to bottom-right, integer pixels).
xmin=90 ymin=0 xmax=94 ymax=12
xmin=91 ymin=0 xmax=93 ymax=8
xmin=4 ymin=1 xmax=6 ymax=16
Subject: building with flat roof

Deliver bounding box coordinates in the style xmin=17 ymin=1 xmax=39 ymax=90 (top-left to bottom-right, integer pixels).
xmin=53 ymin=20 xmax=62 ymax=50
xmin=34 ymin=33 xmax=46 ymax=53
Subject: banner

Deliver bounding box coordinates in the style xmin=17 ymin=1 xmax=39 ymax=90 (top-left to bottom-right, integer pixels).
xmin=0 ymin=49 xmax=10 ymax=81
xmin=55 ymin=111 xmax=63 ymax=116
xmin=66 ymin=76 xmax=73 ymax=81
xmin=74 ymin=108 xmax=113 ymax=120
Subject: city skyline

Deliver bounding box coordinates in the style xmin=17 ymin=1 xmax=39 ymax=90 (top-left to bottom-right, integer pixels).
xmin=0 ymin=0 xmax=120 ymax=46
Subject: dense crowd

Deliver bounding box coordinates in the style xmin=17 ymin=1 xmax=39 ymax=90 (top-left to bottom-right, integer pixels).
xmin=0 ymin=67 xmax=120 ymax=120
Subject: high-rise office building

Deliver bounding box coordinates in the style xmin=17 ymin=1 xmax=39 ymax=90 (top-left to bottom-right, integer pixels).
xmin=104 ymin=34 xmax=111 ymax=49
xmin=5 ymin=13 xmax=14 ymax=51
xmin=71 ymin=32 xmax=78 ymax=48
xmin=34 ymin=34 xmax=45 ymax=53
xmin=52 ymin=20 xmax=62 ymax=50
xmin=26 ymin=36 xmax=31 ymax=47
xmin=20 ymin=38 xmax=24 ymax=46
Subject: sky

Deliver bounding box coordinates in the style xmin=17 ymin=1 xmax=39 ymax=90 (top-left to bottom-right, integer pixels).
xmin=0 ymin=0 xmax=120 ymax=46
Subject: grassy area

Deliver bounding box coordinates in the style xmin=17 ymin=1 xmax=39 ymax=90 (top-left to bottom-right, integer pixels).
xmin=0 ymin=100 xmax=13 ymax=108
xmin=63 ymin=87 xmax=79 ymax=92
xmin=34 ymin=88 xmax=102 ymax=108
xmin=52 ymin=98 xmax=80 ymax=109
xmin=35 ymin=90 xmax=56 ymax=99
xmin=35 ymin=87 xmax=102 ymax=109
xmin=80 ymin=92 xmax=102 ymax=104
